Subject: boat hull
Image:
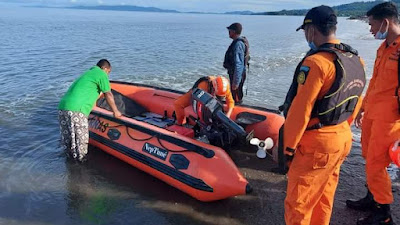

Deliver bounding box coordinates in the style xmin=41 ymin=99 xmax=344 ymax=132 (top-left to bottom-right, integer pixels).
xmin=88 ymin=81 xmax=284 ymax=201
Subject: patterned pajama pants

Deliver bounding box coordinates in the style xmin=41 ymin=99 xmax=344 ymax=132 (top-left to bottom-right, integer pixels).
xmin=58 ymin=110 xmax=89 ymax=162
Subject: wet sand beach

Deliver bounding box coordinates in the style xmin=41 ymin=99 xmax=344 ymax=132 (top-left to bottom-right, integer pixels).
xmin=72 ymin=143 xmax=399 ymax=225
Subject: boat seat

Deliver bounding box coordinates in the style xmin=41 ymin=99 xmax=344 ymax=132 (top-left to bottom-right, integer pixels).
xmin=97 ymin=89 xmax=147 ymax=118
xmin=166 ymin=124 xmax=195 ymax=138
xmin=134 ymin=112 xmax=175 ymax=128
xmin=235 ymin=112 xmax=267 ymax=129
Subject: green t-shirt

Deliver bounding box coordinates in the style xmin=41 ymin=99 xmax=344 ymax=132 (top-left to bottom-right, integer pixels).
xmin=58 ymin=66 xmax=111 ymax=116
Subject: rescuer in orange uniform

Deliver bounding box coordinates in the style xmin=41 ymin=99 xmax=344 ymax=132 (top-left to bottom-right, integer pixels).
xmin=174 ymin=76 xmax=234 ymax=125
xmin=345 ymin=2 xmax=400 ymax=225
xmin=282 ymin=6 xmax=366 ymax=225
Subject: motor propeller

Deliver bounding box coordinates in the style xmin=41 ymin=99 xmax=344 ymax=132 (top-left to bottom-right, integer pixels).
xmin=250 ymin=137 xmax=274 ymax=159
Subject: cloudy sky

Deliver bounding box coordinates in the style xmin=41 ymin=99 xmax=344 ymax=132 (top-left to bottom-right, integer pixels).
xmin=0 ymin=0 xmax=368 ymax=13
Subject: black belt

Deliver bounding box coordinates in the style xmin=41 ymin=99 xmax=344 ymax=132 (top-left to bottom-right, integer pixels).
xmin=306 ymin=123 xmax=324 ymax=130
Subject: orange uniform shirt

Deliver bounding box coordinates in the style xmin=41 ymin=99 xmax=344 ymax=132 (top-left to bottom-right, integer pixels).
xmin=363 ymin=36 xmax=400 ymax=123
xmin=284 ymin=40 xmax=365 ymax=150
xmin=174 ymin=79 xmax=235 ymax=125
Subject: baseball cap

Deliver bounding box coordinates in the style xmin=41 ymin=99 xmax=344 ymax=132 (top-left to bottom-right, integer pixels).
xmin=296 ymin=5 xmax=337 ymax=31
xmin=227 ymin=23 xmax=242 ymax=34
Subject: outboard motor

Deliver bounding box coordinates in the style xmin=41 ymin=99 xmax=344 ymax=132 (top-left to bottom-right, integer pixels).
xmin=191 ymin=88 xmax=251 ymax=149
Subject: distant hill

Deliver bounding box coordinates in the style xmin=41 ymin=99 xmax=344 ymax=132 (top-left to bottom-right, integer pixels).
xmin=333 ymin=0 xmax=383 ymax=16
xmin=70 ymin=5 xmax=179 ymax=13
xmin=67 ymin=0 xmax=400 ymax=17
xmin=254 ymin=0 xmax=400 ymax=17
xmin=252 ymin=9 xmax=307 ymax=16
xmin=225 ymin=11 xmax=254 ymax=15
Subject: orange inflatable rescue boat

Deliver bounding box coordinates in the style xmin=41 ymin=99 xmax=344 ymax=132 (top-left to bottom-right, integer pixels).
xmin=88 ymin=81 xmax=284 ymax=201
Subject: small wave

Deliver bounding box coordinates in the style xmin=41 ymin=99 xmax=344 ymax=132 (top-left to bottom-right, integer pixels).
xmin=251 ymin=53 xmax=305 ymax=72
xmin=358 ymin=34 xmax=375 ymax=41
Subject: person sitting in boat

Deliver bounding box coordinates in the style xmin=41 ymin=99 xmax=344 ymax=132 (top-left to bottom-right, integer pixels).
xmin=174 ymin=76 xmax=234 ymax=125
xmin=58 ymin=59 xmax=122 ymax=162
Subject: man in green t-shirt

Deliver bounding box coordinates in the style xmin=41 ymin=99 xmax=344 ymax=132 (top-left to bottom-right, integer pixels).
xmin=58 ymin=59 xmax=121 ymax=162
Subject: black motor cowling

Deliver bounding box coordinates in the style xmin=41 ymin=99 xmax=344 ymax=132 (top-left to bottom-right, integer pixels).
xmin=191 ymin=88 xmax=250 ymax=149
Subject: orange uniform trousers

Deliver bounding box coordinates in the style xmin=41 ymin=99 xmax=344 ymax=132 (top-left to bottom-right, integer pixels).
xmin=174 ymin=89 xmax=196 ymax=125
xmin=284 ymin=123 xmax=352 ymax=225
xmin=361 ymin=118 xmax=400 ymax=204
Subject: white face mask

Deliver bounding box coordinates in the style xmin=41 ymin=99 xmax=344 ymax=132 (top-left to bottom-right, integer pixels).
xmin=375 ymin=20 xmax=388 ymax=40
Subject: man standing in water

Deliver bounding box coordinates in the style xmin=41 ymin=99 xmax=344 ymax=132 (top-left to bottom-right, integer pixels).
xmin=58 ymin=59 xmax=121 ymax=162
xmin=282 ymin=5 xmax=365 ymax=225
xmin=346 ymin=2 xmax=400 ymax=225
xmin=223 ymin=22 xmax=249 ymax=104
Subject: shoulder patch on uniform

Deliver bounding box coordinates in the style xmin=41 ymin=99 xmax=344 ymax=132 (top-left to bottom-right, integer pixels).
xmin=300 ymin=66 xmax=310 ymax=72
xmin=297 ymin=66 xmax=310 ymax=85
